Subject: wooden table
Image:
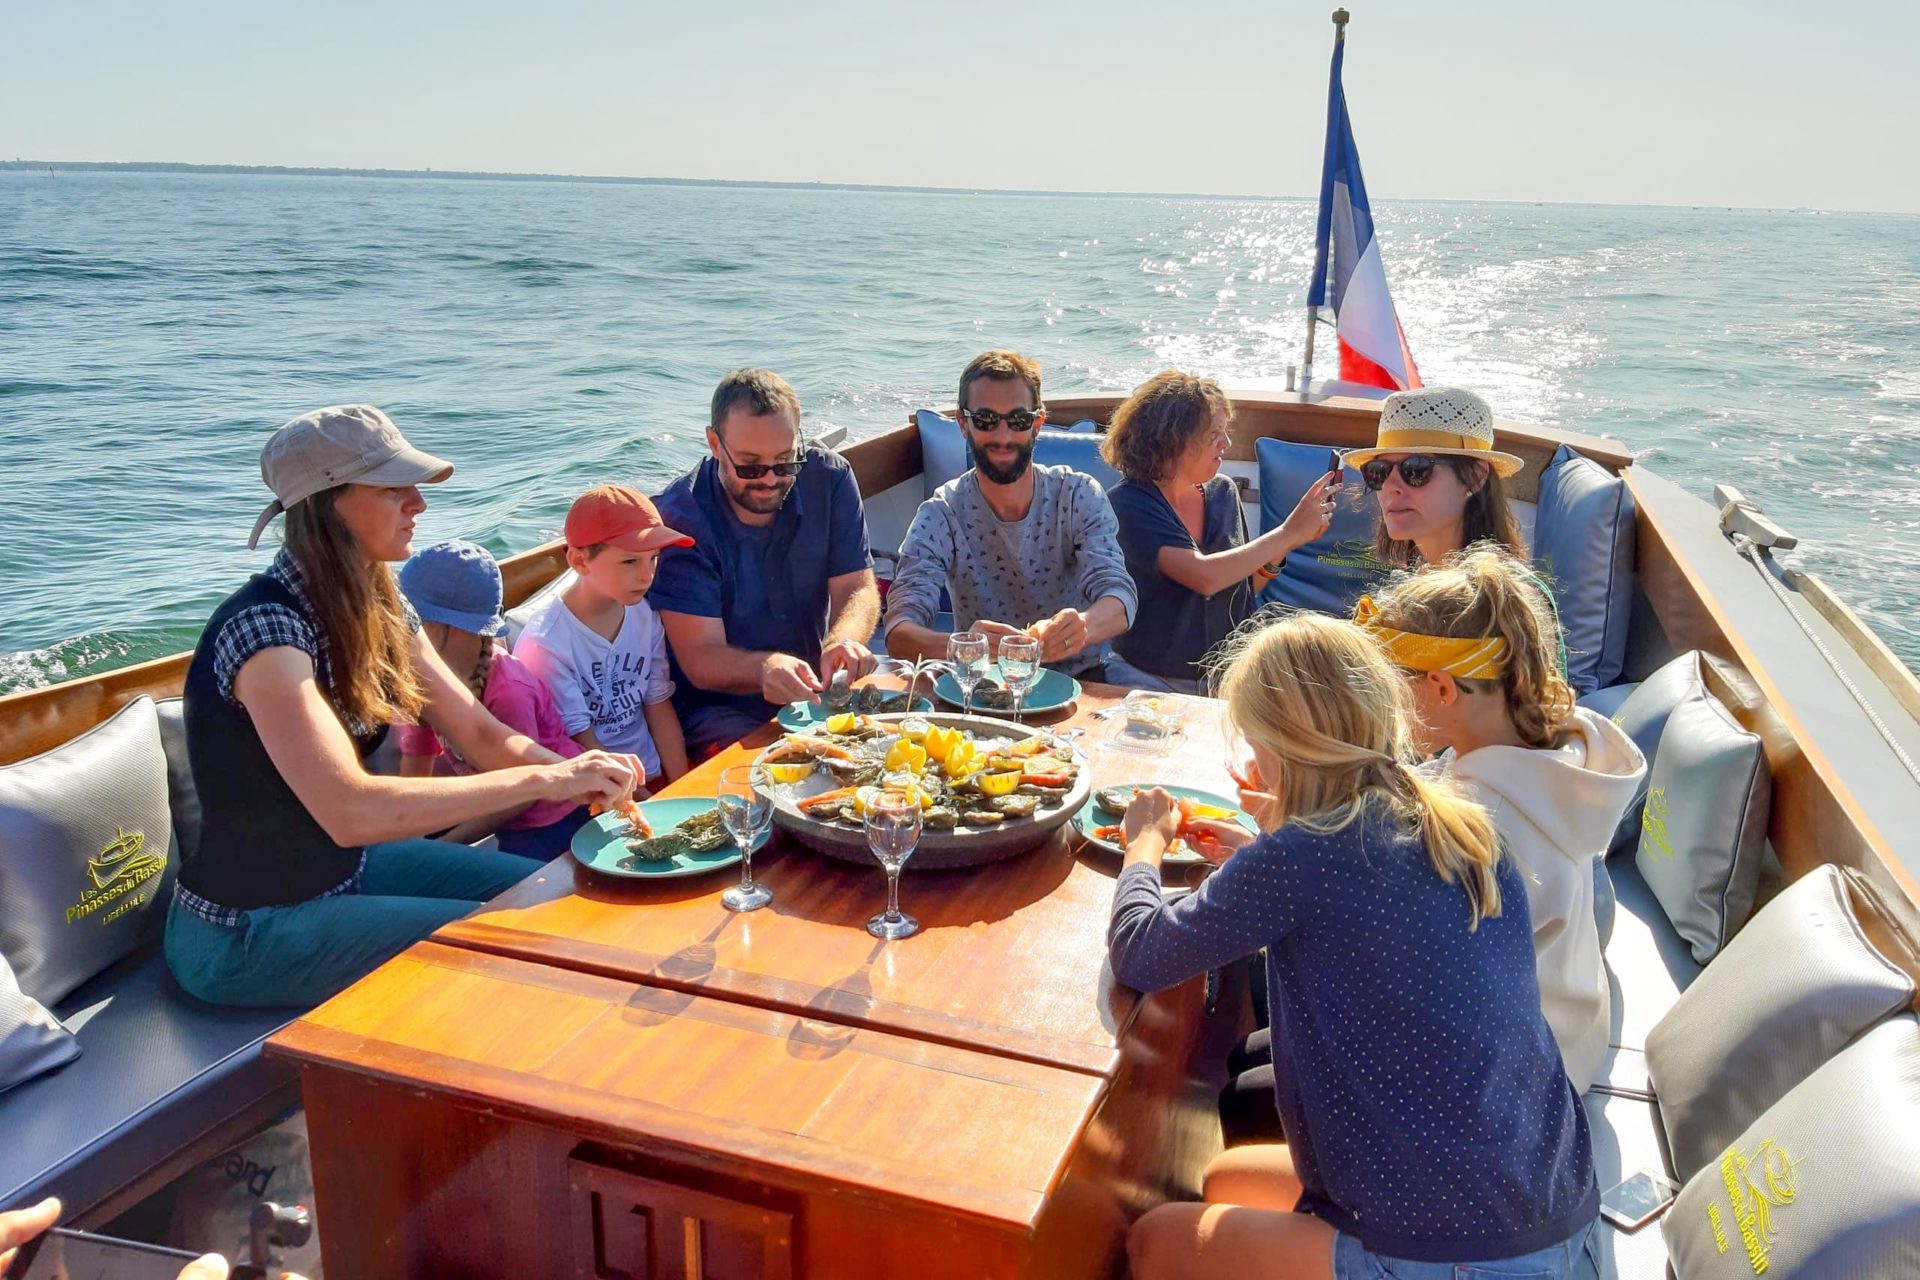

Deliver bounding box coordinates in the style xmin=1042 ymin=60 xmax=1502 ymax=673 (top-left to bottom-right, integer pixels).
xmin=268 ymin=685 xmax=1248 ymax=1279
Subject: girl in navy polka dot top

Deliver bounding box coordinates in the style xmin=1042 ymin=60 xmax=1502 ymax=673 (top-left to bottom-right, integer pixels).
xmin=1114 ymin=614 xmax=1599 ymax=1280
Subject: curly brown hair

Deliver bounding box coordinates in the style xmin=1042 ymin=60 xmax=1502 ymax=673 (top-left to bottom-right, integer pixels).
xmin=957 ymin=350 xmax=1043 ymax=414
xmin=1367 ymin=546 xmax=1575 ymax=750
xmin=1098 ymin=370 xmax=1233 ymax=484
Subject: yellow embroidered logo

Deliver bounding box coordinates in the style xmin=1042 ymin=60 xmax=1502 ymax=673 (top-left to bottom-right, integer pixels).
xmin=1641 ymin=788 xmax=1675 ymax=858
xmin=1316 ymin=539 xmax=1390 ymax=573
xmin=65 ymin=829 xmax=168 ymax=927
xmin=1705 ymin=1137 xmax=1802 ymax=1275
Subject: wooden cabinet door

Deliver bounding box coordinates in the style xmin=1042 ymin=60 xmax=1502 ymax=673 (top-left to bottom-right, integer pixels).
xmin=569 ymin=1157 xmax=795 ymax=1280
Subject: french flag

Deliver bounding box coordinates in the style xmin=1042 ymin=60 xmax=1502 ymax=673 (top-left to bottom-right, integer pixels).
xmin=1307 ymin=27 xmax=1421 ymax=392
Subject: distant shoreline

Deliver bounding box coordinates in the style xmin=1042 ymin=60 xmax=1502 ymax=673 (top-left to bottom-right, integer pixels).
xmin=1 ymin=160 xmax=1893 ymax=216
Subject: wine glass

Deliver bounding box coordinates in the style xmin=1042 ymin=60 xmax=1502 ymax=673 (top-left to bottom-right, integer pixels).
xmin=997 ymin=634 xmax=1042 ymax=721
xmin=947 ymin=631 xmax=989 ymax=715
xmin=864 ymin=789 xmax=923 ymax=940
xmin=717 ymin=764 xmax=774 ymax=912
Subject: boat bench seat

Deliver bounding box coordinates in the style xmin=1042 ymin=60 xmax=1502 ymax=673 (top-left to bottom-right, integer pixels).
xmin=0 ymin=945 xmax=298 ymax=1219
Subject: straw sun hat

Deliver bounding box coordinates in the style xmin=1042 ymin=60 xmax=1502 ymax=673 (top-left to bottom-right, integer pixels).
xmin=1341 ymin=387 xmax=1524 ymax=479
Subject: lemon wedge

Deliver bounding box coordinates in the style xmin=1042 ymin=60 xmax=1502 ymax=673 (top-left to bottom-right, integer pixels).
xmin=977 ymin=770 xmax=1023 ymax=797
xmin=825 ymin=712 xmax=859 ymax=735
xmin=766 ymin=762 xmax=816 ymax=785
xmin=884 ymin=740 xmax=928 ymax=774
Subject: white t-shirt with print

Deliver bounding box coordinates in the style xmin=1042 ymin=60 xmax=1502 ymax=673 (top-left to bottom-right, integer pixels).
xmin=514 ymin=595 xmax=675 ymax=776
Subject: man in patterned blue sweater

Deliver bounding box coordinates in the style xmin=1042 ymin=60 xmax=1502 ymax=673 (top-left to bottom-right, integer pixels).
xmin=883 ymin=350 xmax=1136 ymax=679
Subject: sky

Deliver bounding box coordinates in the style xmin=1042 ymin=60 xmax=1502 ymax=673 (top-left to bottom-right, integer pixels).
xmin=6 ymin=0 xmax=1919 ymax=213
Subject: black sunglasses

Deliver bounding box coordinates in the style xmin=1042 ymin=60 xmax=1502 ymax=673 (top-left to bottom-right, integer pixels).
xmin=1360 ymin=455 xmax=1442 ymax=491
xmin=960 ymin=407 xmax=1042 ymax=434
xmin=715 ymin=433 xmax=805 ymax=480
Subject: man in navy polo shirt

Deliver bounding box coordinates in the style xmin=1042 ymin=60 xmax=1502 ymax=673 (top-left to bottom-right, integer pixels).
xmin=652 ymin=369 xmax=881 ymax=756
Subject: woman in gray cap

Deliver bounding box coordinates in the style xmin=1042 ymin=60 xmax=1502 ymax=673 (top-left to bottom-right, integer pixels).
xmin=165 ymin=405 xmax=639 ymax=1008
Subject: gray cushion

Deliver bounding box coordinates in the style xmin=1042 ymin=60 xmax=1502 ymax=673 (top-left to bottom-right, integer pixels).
xmin=1648 ymin=865 xmax=1917 ymax=1181
xmin=1634 ymin=661 xmax=1771 ymax=963
xmin=1532 ymin=443 xmax=1636 ymax=695
xmin=1 ymin=950 xmax=78 ymax=1093
xmin=0 ymin=696 xmax=176 ymax=1006
xmin=503 ymin=567 xmax=574 ymax=651
xmin=155 ymin=698 xmax=199 ymax=864
xmin=1661 ymin=1014 xmax=1920 ymax=1278
xmin=1597 ymin=851 xmax=1704 ymax=1100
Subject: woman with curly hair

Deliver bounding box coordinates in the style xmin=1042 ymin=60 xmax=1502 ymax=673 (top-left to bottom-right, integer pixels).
xmin=1359 ymin=548 xmax=1644 ymax=1090
xmin=1100 ymin=371 xmax=1338 ymax=692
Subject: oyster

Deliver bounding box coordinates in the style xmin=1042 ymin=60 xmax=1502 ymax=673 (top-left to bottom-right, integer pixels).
xmin=824 ymin=758 xmax=884 ymax=786
xmin=970 ymin=685 xmax=1016 ymax=711
xmin=957 ymin=809 xmax=1006 ymax=826
xmin=618 ymin=806 xmax=732 ymax=868
xmin=1016 ymin=783 xmax=1071 ymax=798
xmin=924 ymin=806 xmax=960 ymax=829
xmin=1094 ymin=786 xmax=1137 ymax=816
xmin=823 ymin=668 xmax=854 ymax=713
xmin=855 ymin=686 xmax=912 ymax=714
xmin=987 ymin=795 xmax=1042 ymax=818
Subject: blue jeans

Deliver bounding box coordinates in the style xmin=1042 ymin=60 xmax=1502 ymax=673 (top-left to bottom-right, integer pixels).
xmin=1104 ymin=654 xmax=1204 ymax=696
xmin=164 ymin=839 xmax=536 ymax=1008
xmin=494 ymin=805 xmax=591 ymax=860
xmin=1333 ymin=1219 xmax=1601 ymax=1280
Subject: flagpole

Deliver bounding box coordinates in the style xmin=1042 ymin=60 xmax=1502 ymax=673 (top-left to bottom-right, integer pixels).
xmin=1301 ymin=6 xmax=1349 ymax=396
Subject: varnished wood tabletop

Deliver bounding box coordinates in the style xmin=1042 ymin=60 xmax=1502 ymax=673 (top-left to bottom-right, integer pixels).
xmin=433 ymin=682 xmax=1239 ymax=1077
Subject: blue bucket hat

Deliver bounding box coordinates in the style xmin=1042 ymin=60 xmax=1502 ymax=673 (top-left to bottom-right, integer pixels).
xmin=399 ymin=540 xmax=506 ymax=636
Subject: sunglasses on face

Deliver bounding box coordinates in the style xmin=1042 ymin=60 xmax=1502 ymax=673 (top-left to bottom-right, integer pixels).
xmin=960 ymin=407 xmax=1042 ymax=434
xmin=716 ymin=433 xmax=805 ymax=480
xmin=1360 ymin=455 xmax=1443 ymax=491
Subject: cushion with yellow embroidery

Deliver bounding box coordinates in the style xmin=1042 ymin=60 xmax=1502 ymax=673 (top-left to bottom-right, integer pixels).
xmin=0 ymin=948 xmax=78 ymax=1092
xmin=1661 ymin=1014 xmax=1920 ymax=1278
xmin=1647 ymin=865 xmax=1918 ymax=1181
xmin=0 ymin=695 xmax=176 ymax=1006
xmin=1624 ymin=654 xmax=1771 ymax=963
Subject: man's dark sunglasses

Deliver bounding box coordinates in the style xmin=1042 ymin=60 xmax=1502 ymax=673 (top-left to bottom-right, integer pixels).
xmin=716 ymin=433 xmax=806 ymax=480
xmin=960 ymin=407 xmax=1043 ymax=434
xmin=1360 ymin=455 xmax=1443 ymax=491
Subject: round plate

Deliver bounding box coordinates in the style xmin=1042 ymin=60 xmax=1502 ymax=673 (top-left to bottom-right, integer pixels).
xmin=759 ymin=712 xmax=1091 ymax=871
xmin=931 ymin=664 xmax=1082 ymax=715
xmin=1072 ymin=785 xmax=1256 ymax=866
xmin=570 ymin=796 xmax=767 ymax=879
xmin=779 ymin=695 xmax=934 ymax=732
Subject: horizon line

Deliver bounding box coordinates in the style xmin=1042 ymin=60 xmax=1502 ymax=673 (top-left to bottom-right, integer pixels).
xmin=1 ymin=159 xmax=1907 ymax=217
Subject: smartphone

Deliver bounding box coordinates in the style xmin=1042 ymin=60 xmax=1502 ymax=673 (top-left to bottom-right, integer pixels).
xmin=1599 ymin=1170 xmax=1680 ymax=1233
xmin=1328 ymin=447 xmax=1344 ymax=478
xmin=3 ymin=1226 xmax=202 ymax=1280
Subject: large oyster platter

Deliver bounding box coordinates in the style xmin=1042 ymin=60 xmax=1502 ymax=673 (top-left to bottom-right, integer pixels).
xmin=755 ymin=712 xmax=1091 ymax=870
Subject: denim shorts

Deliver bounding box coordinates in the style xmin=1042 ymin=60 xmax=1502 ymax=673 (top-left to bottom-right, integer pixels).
xmin=1332 ymin=1219 xmax=1600 ymax=1280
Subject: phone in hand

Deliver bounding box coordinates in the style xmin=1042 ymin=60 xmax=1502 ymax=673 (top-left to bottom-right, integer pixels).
xmin=1328 ymin=447 xmax=1343 ymax=478
xmin=1599 ymin=1170 xmax=1680 ymax=1232
xmin=3 ymin=1226 xmax=202 ymax=1280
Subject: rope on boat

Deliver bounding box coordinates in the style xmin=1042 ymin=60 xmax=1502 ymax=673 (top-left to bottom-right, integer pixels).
xmin=1732 ymin=533 xmax=1920 ymax=787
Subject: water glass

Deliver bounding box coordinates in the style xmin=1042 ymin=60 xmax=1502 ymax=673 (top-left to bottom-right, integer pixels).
xmin=997 ymin=634 xmax=1042 ymax=720
xmin=717 ymin=765 xmax=774 ymax=912
xmin=947 ymin=631 xmax=989 ymax=715
xmin=864 ymin=789 xmax=923 ymax=940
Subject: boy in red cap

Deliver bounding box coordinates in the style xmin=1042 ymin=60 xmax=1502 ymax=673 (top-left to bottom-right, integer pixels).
xmin=515 ymin=485 xmax=693 ymax=789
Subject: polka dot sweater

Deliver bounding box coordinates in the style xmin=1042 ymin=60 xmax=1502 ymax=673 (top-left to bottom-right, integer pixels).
xmin=1108 ymin=804 xmax=1598 ymax=1262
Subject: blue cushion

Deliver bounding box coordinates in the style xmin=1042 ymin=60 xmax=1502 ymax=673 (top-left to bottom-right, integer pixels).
xmin=1533 ymin=444 xmax=1635 ymax=695
xmin=1254 ymin=437 xmax=1389 ymax=616
xmin=914 ymin=410 xmax=1118 ymax=500
xmin=0 ymin=948 xmax=299 ymax=1214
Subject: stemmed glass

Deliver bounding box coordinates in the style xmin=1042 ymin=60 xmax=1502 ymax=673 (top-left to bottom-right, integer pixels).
xmin=864 ymin=789 xmax=923 ymax=939
xmin=717 ymin=764 xmax=774 ymax=912
xmin=997 ymin=634 xmax=1041 ymax=721
xmin=947 ymin=631 xmax=989 ymax=716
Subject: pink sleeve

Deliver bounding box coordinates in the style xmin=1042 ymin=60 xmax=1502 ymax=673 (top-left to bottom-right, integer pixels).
xmin=396 ymin=722 xmax=443 ymax=759
xmin=491 ymin=653 xmax=583 ymax=759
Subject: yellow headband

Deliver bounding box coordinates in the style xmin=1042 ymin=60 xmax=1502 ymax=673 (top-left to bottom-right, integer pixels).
xmin=1353 ymin=595 xmax=1510 ymax=680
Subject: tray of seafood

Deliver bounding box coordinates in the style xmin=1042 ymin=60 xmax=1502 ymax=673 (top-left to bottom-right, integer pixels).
xmin=754 ymin=711 xmax=1091 ymax=869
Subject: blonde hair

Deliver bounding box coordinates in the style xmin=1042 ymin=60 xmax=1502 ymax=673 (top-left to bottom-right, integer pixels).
xmin=1213 ymin=612 xmax=1505 ymax=929
xmin=1369 ymin=547 xmax=1575 ymax=750
xmin=284 ymin=487 xmax=426 ymax=730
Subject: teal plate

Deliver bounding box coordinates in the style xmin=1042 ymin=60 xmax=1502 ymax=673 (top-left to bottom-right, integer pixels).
xmin=932 ymin=663 xmax=1082 ymax=714
xmin=779 ymin=695 xmax=933 ymax=731
xmin=1072 ymin=784 xmax=1255 ymax=865
xmin=570 ymin=796 xmax=766 ymax=879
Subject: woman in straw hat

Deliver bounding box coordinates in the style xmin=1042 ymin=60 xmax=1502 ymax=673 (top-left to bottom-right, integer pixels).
xmin=166 ymin=405 xmax=641 ymax=1009
xmin=1343 ymin=386 xmax=1527 ymax=571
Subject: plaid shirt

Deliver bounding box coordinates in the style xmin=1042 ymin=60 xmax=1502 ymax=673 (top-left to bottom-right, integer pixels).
xmin=178 ymin=550 xmax=416 ymax=925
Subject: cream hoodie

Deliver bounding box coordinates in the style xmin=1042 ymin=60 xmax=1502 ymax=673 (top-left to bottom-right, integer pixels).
xmin=1446 ymin=707 xmax=1646 ymax=1091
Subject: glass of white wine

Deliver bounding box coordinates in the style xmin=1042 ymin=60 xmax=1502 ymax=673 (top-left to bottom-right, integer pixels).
xmin=864 ymin=788 xmax=923 ymax=939
xmin=717 ymin=764 xmax=773 ymax=912
xmin=997 ymin=633 xmax=1042 ymax=721
xmin=947 ymin=631 xmax=989 ymax=715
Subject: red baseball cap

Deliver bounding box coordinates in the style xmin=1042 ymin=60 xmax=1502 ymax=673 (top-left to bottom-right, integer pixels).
xmin=564 ymin=485 xmax=695 ymax=553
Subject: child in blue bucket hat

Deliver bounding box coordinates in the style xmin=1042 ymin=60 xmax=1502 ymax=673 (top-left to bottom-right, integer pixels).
xmin=397 ymin=540 xmax=593 ymax=860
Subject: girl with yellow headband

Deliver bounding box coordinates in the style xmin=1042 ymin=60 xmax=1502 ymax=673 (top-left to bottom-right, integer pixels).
xmin=1114 ymin=612 xmax=1600 ymax=1280
xmin=1360 ymin=548 xmax=1645 ymax=1092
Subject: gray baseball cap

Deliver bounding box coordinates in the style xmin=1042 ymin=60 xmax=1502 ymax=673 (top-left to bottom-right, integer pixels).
xmin=247 ymin=404 xmax=454 ymax=549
